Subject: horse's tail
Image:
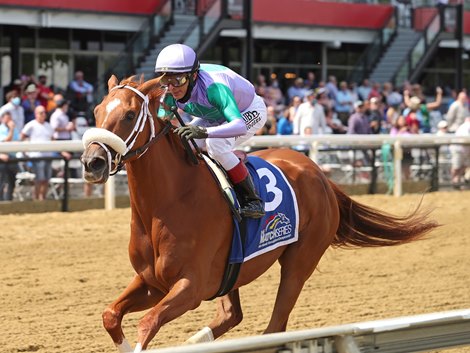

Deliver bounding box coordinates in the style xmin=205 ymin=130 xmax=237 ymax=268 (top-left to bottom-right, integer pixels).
xmin=329 ymin=181 xmax=439 ymax=248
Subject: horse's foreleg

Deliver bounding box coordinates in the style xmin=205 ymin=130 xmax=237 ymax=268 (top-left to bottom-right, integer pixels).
xmin=103 ymin=274 xmax=163 ymax=352
xmin=135 ymin=278 xmax=201 ymax=350
xmin=185 ymin=289 xmax=243 ymax=344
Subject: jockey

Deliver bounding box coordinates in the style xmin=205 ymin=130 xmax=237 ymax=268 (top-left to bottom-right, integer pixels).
xmin=155 ymin=43 xmax=266 ymax=219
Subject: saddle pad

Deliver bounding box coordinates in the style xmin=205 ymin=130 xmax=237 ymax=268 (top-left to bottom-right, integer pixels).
xmin=230 ymin=156 xmax=299 ymax=263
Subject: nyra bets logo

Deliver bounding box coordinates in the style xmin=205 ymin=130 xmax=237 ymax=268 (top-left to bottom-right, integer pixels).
xmin=259 ymin=213 xmax=293 ymax=247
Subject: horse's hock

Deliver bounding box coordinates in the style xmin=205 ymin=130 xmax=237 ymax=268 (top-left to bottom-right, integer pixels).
xmin=0 ymin=191 xmax=469 ymax=353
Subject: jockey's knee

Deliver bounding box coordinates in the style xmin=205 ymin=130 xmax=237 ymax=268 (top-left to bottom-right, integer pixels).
xmin=206 ymin=137 xmax=232 ymax=152
xmin=208 ymin=150 xmax=239 ymax=170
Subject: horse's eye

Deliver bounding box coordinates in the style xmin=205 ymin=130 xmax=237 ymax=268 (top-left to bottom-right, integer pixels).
xmin=125 ymin=111 xmax=136 ymax=121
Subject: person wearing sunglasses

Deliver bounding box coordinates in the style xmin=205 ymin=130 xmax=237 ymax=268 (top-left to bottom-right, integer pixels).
xmin=155 ymin=43 xmax=267 ymax=219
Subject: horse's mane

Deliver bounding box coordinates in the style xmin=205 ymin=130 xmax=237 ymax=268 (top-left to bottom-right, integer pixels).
xmin=119 ymin=75 xmax=146 ymax=87
xmin=110 ymin=74 xmax=165 ymax=105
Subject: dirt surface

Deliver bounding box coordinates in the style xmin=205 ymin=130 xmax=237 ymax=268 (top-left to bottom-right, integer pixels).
xmin=1 ymin=191 xmax=469 ymax=353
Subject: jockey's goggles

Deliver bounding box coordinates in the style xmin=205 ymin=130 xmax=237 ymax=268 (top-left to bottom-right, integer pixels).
xmin=160 ymin=74 xmax=190 ymax=87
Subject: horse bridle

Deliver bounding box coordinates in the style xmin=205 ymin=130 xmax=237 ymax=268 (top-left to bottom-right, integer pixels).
xmin=82 ymin=84 xmax=172 ymax=175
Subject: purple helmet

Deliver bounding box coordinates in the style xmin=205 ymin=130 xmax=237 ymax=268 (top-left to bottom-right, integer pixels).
xmin=155 ymin=44 xmax=200 ymax=74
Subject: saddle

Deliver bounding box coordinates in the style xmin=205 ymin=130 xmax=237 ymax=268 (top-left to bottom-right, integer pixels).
xmin=202 ymin=151 xmax=247 ymax=222
xmin=197 ymin=151 xmax=300 ymax=300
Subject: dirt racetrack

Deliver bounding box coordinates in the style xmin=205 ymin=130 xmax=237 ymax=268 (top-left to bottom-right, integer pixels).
xmin=1 ymin=191 xmax=470 ymax=353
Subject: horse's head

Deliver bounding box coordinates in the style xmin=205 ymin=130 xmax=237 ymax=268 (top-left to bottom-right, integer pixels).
xmin=81 ymin=75 xmax=166 ymax=184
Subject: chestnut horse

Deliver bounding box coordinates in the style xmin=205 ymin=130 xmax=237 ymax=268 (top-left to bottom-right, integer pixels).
xmin=80 ymin=75 xmax=438 ymax=352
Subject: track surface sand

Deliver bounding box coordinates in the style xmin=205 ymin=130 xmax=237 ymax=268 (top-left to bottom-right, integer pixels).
xmin=1 ymin=191 xmax=469 ymax=352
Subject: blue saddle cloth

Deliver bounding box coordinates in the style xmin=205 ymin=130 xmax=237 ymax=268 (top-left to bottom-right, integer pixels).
xmin=229 ymin=156 xmax=299 ymax=264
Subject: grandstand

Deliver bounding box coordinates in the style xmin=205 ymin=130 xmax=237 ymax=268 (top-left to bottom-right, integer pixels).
xmin=0 ymin=0 xmax=469 ymax=99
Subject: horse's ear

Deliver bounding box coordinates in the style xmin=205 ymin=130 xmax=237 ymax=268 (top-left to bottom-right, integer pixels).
xmin=108 ymin=75 xmax=119 ymax=91
xmin=139 ymin=77 xmax=161 ymax=94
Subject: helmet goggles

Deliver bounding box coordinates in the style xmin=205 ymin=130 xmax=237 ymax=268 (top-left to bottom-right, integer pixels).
xmin=160 ymin=73 xmax=190 ymax=87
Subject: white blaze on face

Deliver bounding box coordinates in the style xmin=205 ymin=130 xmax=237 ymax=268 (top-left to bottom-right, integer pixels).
xmin=101 ymin=98 xmax=121 ymax=127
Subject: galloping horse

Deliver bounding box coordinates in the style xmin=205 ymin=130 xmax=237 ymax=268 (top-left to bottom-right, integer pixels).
xmin=80 ymin=75 xmax=438 ymax=352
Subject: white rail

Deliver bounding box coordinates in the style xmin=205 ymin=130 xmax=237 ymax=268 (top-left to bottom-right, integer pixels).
xmin=2 ymin=135 xmax=469 ymax=154
xmin=143 ymin=309 xmax=470 ymax=353
xmin=1 ymin=134 xmax=469 ymax=200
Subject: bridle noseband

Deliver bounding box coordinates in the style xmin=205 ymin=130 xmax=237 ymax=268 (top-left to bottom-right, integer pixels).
xmin=82 ymin=84 xmax=172 ymax=175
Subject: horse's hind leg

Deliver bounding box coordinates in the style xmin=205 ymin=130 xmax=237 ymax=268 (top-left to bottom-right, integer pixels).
xmin=264 ymin=236 xmax=331 ymax=333
xmin=103 ymin=274 xmax=163 ymax=352
xmin=263 ymin=267 xmax=305 ymax=333
xmin=186 ymin=289 xmax=243 ymax=343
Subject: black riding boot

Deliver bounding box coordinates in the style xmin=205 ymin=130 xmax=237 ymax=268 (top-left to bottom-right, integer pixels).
xmin=233 ymin=174 xmax=265 ymax=219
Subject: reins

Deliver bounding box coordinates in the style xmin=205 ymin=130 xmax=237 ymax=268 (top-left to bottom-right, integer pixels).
xmin=119 ymin=119 xmax=172 ymax=163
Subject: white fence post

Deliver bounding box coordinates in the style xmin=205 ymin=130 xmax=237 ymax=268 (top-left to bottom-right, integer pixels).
xmin=393 ymin=140 xmax=403 ymax=197
xmin=309 ymin=141 xmax=319 ymax=163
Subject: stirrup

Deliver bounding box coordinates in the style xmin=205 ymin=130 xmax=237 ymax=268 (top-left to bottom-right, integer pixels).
xmin=240 ymin=201 xmax=265 ymax=219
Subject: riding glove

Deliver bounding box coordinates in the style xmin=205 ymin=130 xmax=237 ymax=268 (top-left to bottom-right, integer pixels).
xmin=175 ymin=125 xmax=208 ymax=140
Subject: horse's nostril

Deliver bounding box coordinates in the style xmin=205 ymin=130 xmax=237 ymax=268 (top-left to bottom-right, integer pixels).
xmin=89 ymin=157 xmax=106 ymax=172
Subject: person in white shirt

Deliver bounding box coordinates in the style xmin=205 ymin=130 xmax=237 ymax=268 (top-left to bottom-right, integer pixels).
xmin=0 ymin=90 xmax=25 ymax=131
xmin=21 ymin=105 xmax=54 ymax=200
xmin=50 ymin=99 xmax=75 ymax=141
xmin=446 ymin=91 xmax=469 ymax=133
xmin=293 ymin=89 xmax=327 ymax=136
xmin=449 ymin=117 xmax=470 ymax=189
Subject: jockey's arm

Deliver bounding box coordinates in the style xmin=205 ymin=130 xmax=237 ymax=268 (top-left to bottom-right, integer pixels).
xmin=206 ymin=118 xmax=246 ymax=138
xmin=205 ymin=83 xmax=247 ymax=138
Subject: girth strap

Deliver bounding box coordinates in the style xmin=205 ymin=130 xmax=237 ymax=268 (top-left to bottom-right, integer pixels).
xmin=202 ymin=154 xmax=247 ymax=300
xmin=207 ymin=218 xmax=247 ymax=301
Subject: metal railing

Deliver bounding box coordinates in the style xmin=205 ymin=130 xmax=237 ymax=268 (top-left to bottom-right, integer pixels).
xmin=96 ymin=1 xmax=173 ymax=98
xmin=96 ymin=0 xmax=236 ymax=100
xmin=348 ymin=8 xmax=398 ymax=84
xmin=1 ymin=154 xmax=81 ymax=211
xmin=1 ymin=134 xmax=470 ymax=210
xmin=143 ymin=309 xmax=470 ymax=353
xmin=393 ymin=3 xmax=463 ymax=87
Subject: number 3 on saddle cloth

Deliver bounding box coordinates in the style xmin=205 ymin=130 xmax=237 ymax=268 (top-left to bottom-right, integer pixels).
xmin=204 ymin=155 xmax=299 ymax=299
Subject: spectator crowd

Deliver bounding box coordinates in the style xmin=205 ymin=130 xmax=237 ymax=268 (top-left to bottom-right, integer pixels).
xmin=1 ymin=69 xmax=469 ymax=202
xmin=253 ymin=72 xmax=469 ymax=189
xmin=0 ymin=71 xmax=95 ymax=201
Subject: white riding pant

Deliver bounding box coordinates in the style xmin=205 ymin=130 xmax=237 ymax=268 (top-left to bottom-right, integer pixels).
xmin=191 ymin=95 xmax=267 ymax=170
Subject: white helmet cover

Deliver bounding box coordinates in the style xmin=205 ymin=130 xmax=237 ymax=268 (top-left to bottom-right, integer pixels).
xmin=155 ymin=44 xmax=199 ymax=74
